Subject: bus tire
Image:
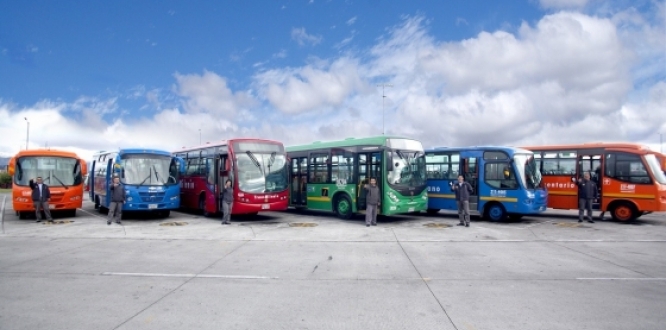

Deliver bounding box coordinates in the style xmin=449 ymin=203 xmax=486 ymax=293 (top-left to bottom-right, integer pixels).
xmin=426 ymin=208 xmax=440 ymax=215
xmin=334 ymin=195 xmax=353 ymax=220
xmin=610 ymin=202 xmax=638 ymax=222
xmin=484 ymin=203 xmax=506 ymax=222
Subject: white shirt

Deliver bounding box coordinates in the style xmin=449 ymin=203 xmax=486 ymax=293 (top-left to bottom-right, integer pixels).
xmin=37 ymin=183 xmax=43 ymax=197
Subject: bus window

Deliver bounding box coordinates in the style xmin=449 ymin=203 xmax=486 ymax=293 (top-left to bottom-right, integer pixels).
xmin=606 ymin=152 xmax=651 ymax=184
xmin=484 ymin=163 xmax=518 ymax=189
xmin=331 ymin=150 xmax=355 ymax=184
xmin=309 ymin=153 xmax=330 ymax=183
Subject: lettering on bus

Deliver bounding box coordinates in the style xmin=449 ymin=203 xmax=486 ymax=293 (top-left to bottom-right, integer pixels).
xmin=545 ymin=182 xmax=576 ymax=189
xmin=620 ymin=184 xmax=636 ymax=193
xmin=427 ymin=186 xmax=441 ymax=192
xmin=490 ymin=189 xmax=507 ymax=197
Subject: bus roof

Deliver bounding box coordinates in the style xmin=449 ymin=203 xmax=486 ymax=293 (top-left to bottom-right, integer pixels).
xmin=11 ymin=149 xmax=82 ymax=159
xmin=426 ymin=146 xmax=533 ymax=154
xmin=286 ymin=135 xmax=415 ymax=152
xmin=521 ymin=142 xmax=654 ymax=153
xmin=174 ymin=138 xmax=283 ymax=153
xmin=92 ymin=149 xmax=172 ymax=157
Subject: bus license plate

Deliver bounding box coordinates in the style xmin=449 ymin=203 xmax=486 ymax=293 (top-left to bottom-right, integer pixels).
xmin=262 ymin=204 xmax=270 ymax=210
xmin=148 ymin=204 xmax=158 ymax=209
xmin=49 ymin=204 xmax=56 ymax=209
xmin=408 ymin=207 xmax=415 ymax=212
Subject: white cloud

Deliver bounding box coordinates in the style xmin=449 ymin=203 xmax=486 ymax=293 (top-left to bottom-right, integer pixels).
xmin=291 ymin=27 xmax=323 ymax=46
xmin=346 ymin=16 xmax=357 ymax=26
xmin=255 ymin=57 xmax=368 ymax=114
xmin=174 ymin=70 xmax=256 ymax=116
xmin=539 ymin=0 xmax=589 ymax=10
xmin=272 ymin=49 xmax=288 ymax=59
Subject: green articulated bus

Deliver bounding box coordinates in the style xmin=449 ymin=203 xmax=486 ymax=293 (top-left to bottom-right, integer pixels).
xmin=286 ymin=136 xmax=428 ymax=219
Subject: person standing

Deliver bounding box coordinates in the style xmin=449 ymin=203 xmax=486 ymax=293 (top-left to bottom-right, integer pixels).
xmin=29 ymin=176 xmax=53 ymax=223
xmin=107 ymin=176 xmax=125 ymax=225
xmin=576 ymin=172 xmax=597 ymax=223
xmin=221 ymin=179 xmax=233 ymax=225
xmin=452 ymin=175 xmax=472 ymax=227
xmin=364 ymin=178 xmax=380 ymax=227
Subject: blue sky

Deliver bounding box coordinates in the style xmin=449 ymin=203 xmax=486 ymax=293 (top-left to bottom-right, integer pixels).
xmin=1 ymin=0 xmax=664 ymax=158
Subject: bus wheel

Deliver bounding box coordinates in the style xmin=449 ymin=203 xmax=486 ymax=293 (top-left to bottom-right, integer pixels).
xmin=335 ymin=195 xmax=352 ymax=219
xmin=485 ymin=203 xmax=506 ymax=222
xmin=611 ymin=202 xmax=637 ymax=222
xmin=426 ymin=208 xmax=440 ymax=215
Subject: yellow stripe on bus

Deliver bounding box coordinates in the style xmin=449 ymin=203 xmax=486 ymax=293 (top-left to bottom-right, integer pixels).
xmin=547 ymin=191 xmax=577 ymax=196
xmin=428 ymin=194 xmax=455 ymax=199
xmin=307 ymin=196 xmax=331 ymax=202
xmin=603 ymin=193 xmax=656 ymax=199
xmin=480 ymin=196 xmax=519 ymax=202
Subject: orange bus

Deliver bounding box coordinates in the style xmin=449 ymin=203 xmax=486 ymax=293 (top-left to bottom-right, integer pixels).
xmin=522 ymin=143 xmax=666 ymax=221
xmin=8 ymin=149 xmax=88 ymax=219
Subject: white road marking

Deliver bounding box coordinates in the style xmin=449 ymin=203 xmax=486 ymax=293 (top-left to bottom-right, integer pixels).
xmin=577 ymin=278 xmax=666 ymax=281
xmin=101 ymin=272 xmax=277 ymax=279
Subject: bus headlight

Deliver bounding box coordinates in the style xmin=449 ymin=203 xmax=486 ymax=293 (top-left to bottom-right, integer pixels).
xmin=421 ymin=194 xmax=427 ymax=200
xmin=16 ymin=197 xmax=28 ymax=202
xmin=127 ymin=197 xmax=133 ymax=202
xmin=388 ymin=191 xmax=399 ymax=203
xmin=170 ymin=196 xmax=178 ymax=201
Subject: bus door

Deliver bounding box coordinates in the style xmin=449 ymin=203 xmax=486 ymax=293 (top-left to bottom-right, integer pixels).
xmin=290 ymin=157 xmax=308 ymax=206
xmin=577 ymin=152 xmax=603 ymax=211
xmin=356 ymin=151 xmax=382 ymax=212
xmin=460 ymin=156 xmax=479 ymax=212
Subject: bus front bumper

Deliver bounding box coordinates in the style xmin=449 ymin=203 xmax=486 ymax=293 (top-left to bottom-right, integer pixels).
xmin=233 ymin=200 xmax=289 ymax=214
xmin=383 ymin=199 xmax=428 ymax=215
xmin=13 ymin=199 xmax=80 ymax=212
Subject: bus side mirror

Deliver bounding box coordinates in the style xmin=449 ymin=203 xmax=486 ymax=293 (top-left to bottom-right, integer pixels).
xmin=175 ymin=157 xmax=186 ymax=174
xmin=7 ymin=157 xmax=16 ymax=176
xmin=80 ymin=160 xmax=88 ymax=176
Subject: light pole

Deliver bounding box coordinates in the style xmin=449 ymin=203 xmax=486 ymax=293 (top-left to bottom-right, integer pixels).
xmin=24 ymin=117 xmax=29 ymax=150
xmin=377 ymin=84 xmax=393 ymax=135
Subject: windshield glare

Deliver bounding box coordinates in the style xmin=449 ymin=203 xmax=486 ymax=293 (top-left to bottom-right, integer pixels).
xmin=513 ymin=154 xmax=542 ymax=189
xmin=120 ymin=155 xmax=177 ymax=186
xmin=236 ymin=152 xmax=288 ymax=193
xmin=645 ymin=154 xmax=666 ymax=185
xmin=387 ymin=150 xmax=427 ymax=188
xmin=14 ymin=157 xmax=81 ymax=186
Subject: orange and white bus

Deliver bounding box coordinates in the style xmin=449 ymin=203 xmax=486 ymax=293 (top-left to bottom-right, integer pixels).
xmin=8 ymin=149 xmax=88 ymax=219
xmin=521 ymin=143 xmax=666 ymax=221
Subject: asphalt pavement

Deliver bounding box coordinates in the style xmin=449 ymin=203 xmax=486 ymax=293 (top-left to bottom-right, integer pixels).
xmin=1 ymin=193 xmax=665 ymax=330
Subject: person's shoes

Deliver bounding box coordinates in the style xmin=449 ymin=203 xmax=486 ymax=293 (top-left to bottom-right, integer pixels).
xmin=457 ymin=223 xmax=464 ymax=226
xmin=588 ymin=220 xmax=595 ymax=223
xmin=578 ymin=219 xmax=583 ymax=223
xmin=371 ymin=223 xmax=377 ymax=226
xmin=465 ymin=223 xmax=469 ymax=227
xmin=35 ymin=219 xmax=41 ymax=223
xmin=47 ymin=220 xmax=54 ymax=223
xmin=366 ymin=224 xmax=370 ymax=227
xmin=115 ymin=221 xmax=121 ymax=224
xmin=107 ymin=221 xmax=111 ymax=225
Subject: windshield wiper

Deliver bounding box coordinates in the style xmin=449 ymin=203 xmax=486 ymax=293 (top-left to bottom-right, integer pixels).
xmin=152 ymin=165 xmax=164 ymax=184
xmin=246 ymin=150 xmax=268 ymax=192
xmin=52 ymin=174 xmax=69 ymax=190
xmin=138 ymin=172 xmax=152 ymax=187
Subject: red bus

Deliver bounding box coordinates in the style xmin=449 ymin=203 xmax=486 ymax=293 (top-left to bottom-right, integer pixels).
xmin=173 ymin=139 xmax=289 ymax=216
xmin=8 ymin=149 xmax=88 ymax=219
xmin=522 ymin=143 xmax=666 ymax=221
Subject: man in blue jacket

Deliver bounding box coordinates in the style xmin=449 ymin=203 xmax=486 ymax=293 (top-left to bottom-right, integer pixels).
xmin=452 ymin=175 xmax=473 ymax=227
xmin=107 ymin=176 xmax=126 ymax=225
xmin=29 ymin=176 xmax=52 ymax=223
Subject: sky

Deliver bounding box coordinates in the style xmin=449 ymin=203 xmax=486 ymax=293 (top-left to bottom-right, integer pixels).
xmin=1 ymin=0 xmax=665 ymax=160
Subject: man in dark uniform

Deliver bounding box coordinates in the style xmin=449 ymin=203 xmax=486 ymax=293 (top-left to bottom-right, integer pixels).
xmin=29 ymin=176 xmax=52 ymax=223
xmin=576 ymin=171 xmax=597 ymax=223
xmin=452 ymin=175 xmax=473 ymax=227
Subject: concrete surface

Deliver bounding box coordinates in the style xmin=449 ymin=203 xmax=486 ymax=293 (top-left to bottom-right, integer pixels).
xmin=1 ymin=194 xmax=665 ymax=330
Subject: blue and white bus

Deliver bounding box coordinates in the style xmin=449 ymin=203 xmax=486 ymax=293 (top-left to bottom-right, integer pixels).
xmin=89 ymin=149 xmax=183 ymax=217
xmin=425 ymin=146 xmax=548 ymax=221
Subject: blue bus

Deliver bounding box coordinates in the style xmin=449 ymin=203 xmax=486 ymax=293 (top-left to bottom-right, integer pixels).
xmin=89 ymin=149 xmax=184 ymax=217
xmin=425 ymin=146 xmax=548 ymax=221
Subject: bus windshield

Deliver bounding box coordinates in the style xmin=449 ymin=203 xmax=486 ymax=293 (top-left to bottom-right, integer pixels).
xmin=387 ymin=150 xmax=427 ymax=188
xmin=120 ymin=154 xmax=178 ymax=186
xmin=14 ymin=156 xmax=81 ymax=187
xmin=645 ymin=154 xmax=666 ymax=184
xmin=513 ymin=153 xmax=542 ymax=189
xmin=236 ymin=151 xmax=288 ymax=193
